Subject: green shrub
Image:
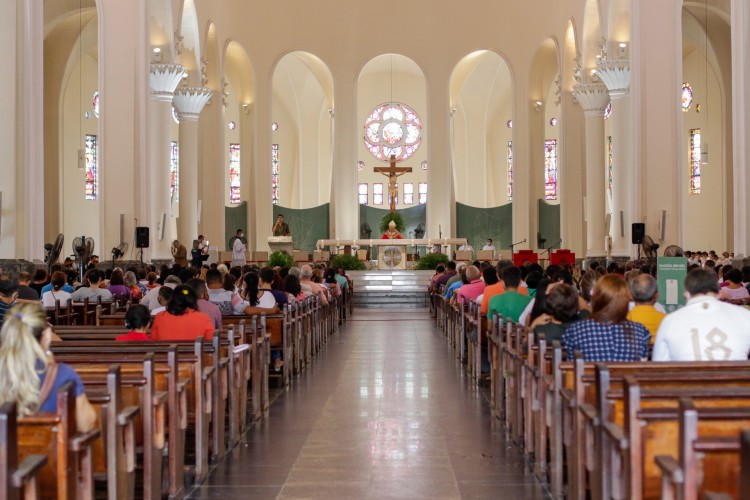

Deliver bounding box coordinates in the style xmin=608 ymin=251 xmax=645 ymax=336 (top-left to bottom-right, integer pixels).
xmin=379 ymin=211 xmax=406 ymax=234
xmin=416 ymin=252 xmax=450 ymax=270
xmin=268 ymin=251 xmax=294 ymax=268
xmin=331 ymin=254 xmax=366 ymax=271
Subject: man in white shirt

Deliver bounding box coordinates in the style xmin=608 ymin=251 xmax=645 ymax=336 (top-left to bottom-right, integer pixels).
xmin=482 ymin=239 xmax=496 ymax=251
xmin=141 ymin=275 xmax=181 ymax=310
xmin=652 ymin=268 xmax=750 ymax=361
xmin=458 ymin=242 xmax=474 ymax=252
xmin=232 ymin=229 xmax=247 ymax=268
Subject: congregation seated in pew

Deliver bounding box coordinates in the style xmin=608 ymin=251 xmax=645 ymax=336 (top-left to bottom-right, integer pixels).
xmin=115 ymin=304 xmax=152 ymax=342
xmin=70 ymin=269 xmax=113 ymax=303
xmin=0 ymin=302 xmax=97 ymax=432
xmin=41 ymin=271 xmax=72 ymax=308
xmin=151 ymin=285 xmax=215 ymax=341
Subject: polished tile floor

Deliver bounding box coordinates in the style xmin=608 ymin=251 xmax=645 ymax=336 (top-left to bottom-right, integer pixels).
xmin=189 ymin=309 xmax=550 ymax=499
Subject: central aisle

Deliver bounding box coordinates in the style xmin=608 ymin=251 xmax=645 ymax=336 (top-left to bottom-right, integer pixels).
xmin=191 ymin=309 xmax=550 ymax=499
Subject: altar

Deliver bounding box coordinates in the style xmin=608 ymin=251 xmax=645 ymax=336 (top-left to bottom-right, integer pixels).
xmin=315 ymin=238 xmax=468 ymax=270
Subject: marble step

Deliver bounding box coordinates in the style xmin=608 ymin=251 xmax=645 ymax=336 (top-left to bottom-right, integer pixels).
xmin=352 ymin=291 xmax=429 ymax=308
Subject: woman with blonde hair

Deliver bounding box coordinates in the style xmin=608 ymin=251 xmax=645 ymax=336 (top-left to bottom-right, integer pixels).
xmin=0 ymin=303 xmax=97 ymax=431
xmin=562 ymin=274 xmax=651 ymax=362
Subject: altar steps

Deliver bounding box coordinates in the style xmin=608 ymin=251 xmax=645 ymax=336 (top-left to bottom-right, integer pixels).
xmin=348 ymin=270 xmax=433 ymax=309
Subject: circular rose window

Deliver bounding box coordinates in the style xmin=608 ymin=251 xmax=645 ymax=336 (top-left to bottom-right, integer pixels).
xmin=364 ymin=102 xmax=422 ymax=162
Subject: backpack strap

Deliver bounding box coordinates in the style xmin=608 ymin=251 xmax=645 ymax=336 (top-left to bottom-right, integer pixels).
xmin=38 ymin=362 xmax=59 ymax=407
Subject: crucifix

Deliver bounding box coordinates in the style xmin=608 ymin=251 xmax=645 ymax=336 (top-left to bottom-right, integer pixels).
xmin=374 ymin=154 xmax=412 ymax=212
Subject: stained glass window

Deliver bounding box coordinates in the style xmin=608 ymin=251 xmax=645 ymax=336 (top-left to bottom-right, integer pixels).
xmin=363 ymin=102 xmax=422 ymax=162
xmin=170 ymin=141 xmax=179 ymax=201
xmin=607 ymin=136 xmax=613 ymax=193
xmin=403 ymin=183 xmax=414 ymax=205
xmin=84 ymin=134 xmax=97 ymax=200
xmin=357 ymin=161 xmax=365 ymax=171
xmin=358 ymin=183 xmax=368 ymax=205
xmin=544 ymin=139 xmax=558 ymax=201
xmin=507 ymin=141 xmax=513 ymax=201
xmin=172 ymin=105 xmax=180 ymax=124
xmin=604 ymin=102 xmax=612 ymax=121
xmin=272 ymin=144 xmax=279 ymax=205
xmin=388 ymin=183 xmax=398 ymax=206
xmin=690 ymin=129 xmax=701 ymax=194
xmin=229 ymin=143 xmax=241 ymax=204
xmin=92 ymin=91 xmax=100 ymax=118
xmin=418 ymin=183 xmax=427 ymax=204
xmin=373 ymin=183 xmax=384 ymax=205
xmin=420 ymin=161 xmax=428 ymax=171
xmin=682 ymin=83 xmax=693 ymax=112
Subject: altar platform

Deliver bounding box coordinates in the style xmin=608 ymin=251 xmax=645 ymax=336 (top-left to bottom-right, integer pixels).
xmin=348 ymin=270 xmax=434 ymax=308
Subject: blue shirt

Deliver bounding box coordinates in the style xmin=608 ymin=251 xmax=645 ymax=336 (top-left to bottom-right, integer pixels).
xmin=562 ymin=319 xmax=651 ymax=362
xmin=445 ymin=280 xmax=462 ymax=299
xmin=0 ymin=300 xmax=13 ymax=328
xmin=40 ymin=283 xmax=74 ymax=295
xmin=37 ymin=362 xmax=85 ymax=412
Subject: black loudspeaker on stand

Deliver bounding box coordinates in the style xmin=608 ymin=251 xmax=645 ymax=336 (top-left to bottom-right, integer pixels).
xmin=631 ymin=223 xmax=645 ymax=245
xmin=136 ymin=227 xmax=150 ymax=248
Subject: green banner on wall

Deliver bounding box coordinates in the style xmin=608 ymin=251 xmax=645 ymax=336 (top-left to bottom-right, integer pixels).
xmin=273 ymin=204 xmax=330 ymax=251
xmin=657 ymin=257 xmax=688 ymax=313
xmin=224 ymin=202 xmax=248 ymax=250
xmin=359 ymin=204 xmax=427 ymax=259
xmin=538 ymin=200 xmax=561 ymax=248
xmin=455 ymin=203 xmax=512 ymax=251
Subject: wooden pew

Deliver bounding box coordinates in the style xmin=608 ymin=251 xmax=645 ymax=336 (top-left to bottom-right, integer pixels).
xmin=16 ymin=382 xmax=101 ymax=499
xmin=602 ymin=375 xmax=750 ymax=500
xmin=655 ymin=398 xmax=750 ymax=500
xmin=73 ymin=358 xmax=166 ymax=500
xmin=50 ymin=347 xmax=189 ymax=498
xmin=51 ymin=339 xmax=217 ymax=486
xmin=0 ymin=403 xmax=48 ymax=500
xmin=80 ymin=365 xmax=140 ymax=499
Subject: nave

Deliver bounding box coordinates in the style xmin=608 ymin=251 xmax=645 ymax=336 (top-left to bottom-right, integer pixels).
xmin=191 ymin=309 xmax=550 ymax=499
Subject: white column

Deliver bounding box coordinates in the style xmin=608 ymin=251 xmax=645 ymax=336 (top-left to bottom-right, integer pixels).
xmin=732 ymin=0 xmax=750 ymax=255
xmin=331 ymin=70 xmax=358 ymax=239
xmin=17 ymin=2 xmax=44 ymax=259
xmin=173 ymin=87 xmax=212 ymax=246
xmin=428 ymin=68 xmax=453 ymax=239
xmin=597 ymin=59 xmax=633 ymax=258
xmin=573 ymin=83 xmax=610 ymax=258
xmin=148 ymin=64 xmax=184 ymax=259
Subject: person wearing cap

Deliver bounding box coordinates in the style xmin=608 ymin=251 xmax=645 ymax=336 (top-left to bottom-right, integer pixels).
xmin=381 ymin=220 xmax=402 ymax=239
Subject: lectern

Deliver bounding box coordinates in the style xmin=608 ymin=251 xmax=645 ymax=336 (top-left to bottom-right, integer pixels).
xmin=268 ymin=236 xmax=293 ymax=255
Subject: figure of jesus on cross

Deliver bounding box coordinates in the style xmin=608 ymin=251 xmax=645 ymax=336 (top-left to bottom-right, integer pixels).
xmin=374 ymin=154 xmax=412 ymax=213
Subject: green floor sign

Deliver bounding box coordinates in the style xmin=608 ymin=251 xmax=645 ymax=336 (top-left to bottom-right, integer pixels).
xmin=657 ymin=257 xmax=688 ymax=313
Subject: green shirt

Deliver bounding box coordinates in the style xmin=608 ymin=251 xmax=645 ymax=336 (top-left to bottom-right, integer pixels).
xmin=334 ymin=274 xmax=349 ymax=290
xmin=487 ymin=291 xmax=533 ymax=323
xmin=445 ymin=274 xmax=462 ymax=288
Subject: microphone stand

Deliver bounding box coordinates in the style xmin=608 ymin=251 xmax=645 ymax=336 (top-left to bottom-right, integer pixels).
xmin=540 ymin=240 xmax=563 ymax=257
xmin=508 ymin=238 xmax=527 ymax=252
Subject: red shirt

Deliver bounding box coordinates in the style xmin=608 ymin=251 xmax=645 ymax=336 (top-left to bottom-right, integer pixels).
xmin=116 ymin=331 xmax=151 ymax=342
xmin=150 ymin=309 xmax=215 ymax=341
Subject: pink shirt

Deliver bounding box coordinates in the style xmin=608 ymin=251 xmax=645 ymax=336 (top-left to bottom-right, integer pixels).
xmin=456 ymin=279 xmax=486 ymax=303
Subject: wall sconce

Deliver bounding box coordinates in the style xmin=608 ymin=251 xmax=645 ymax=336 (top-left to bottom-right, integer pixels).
xmin=591 ymin=69 xmax=599 ymax=82
xmin=618 ymin=42 xmax=627 ymax=57
xmin=328 ymin=108 xmax=335 ymax=117
xmin=533 ymin=101 xmax=543 ymax=112
xmin=152 ymin=46 xmax=162 ymax=63
xmin=241 ymin=103 xmax=249 ymax=114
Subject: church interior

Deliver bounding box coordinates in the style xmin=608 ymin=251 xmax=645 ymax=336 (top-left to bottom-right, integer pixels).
xmin=2 ymin=1 xmax=750 ymax=499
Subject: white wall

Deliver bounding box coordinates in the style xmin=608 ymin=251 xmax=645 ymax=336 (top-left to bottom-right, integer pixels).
xmin=682 ymin=53 xmax=725 ymax=251
xmin=356 ymin=56 xmax=428 ymax=209
xmin=61 ymin=53 xmax=100 ymax=247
